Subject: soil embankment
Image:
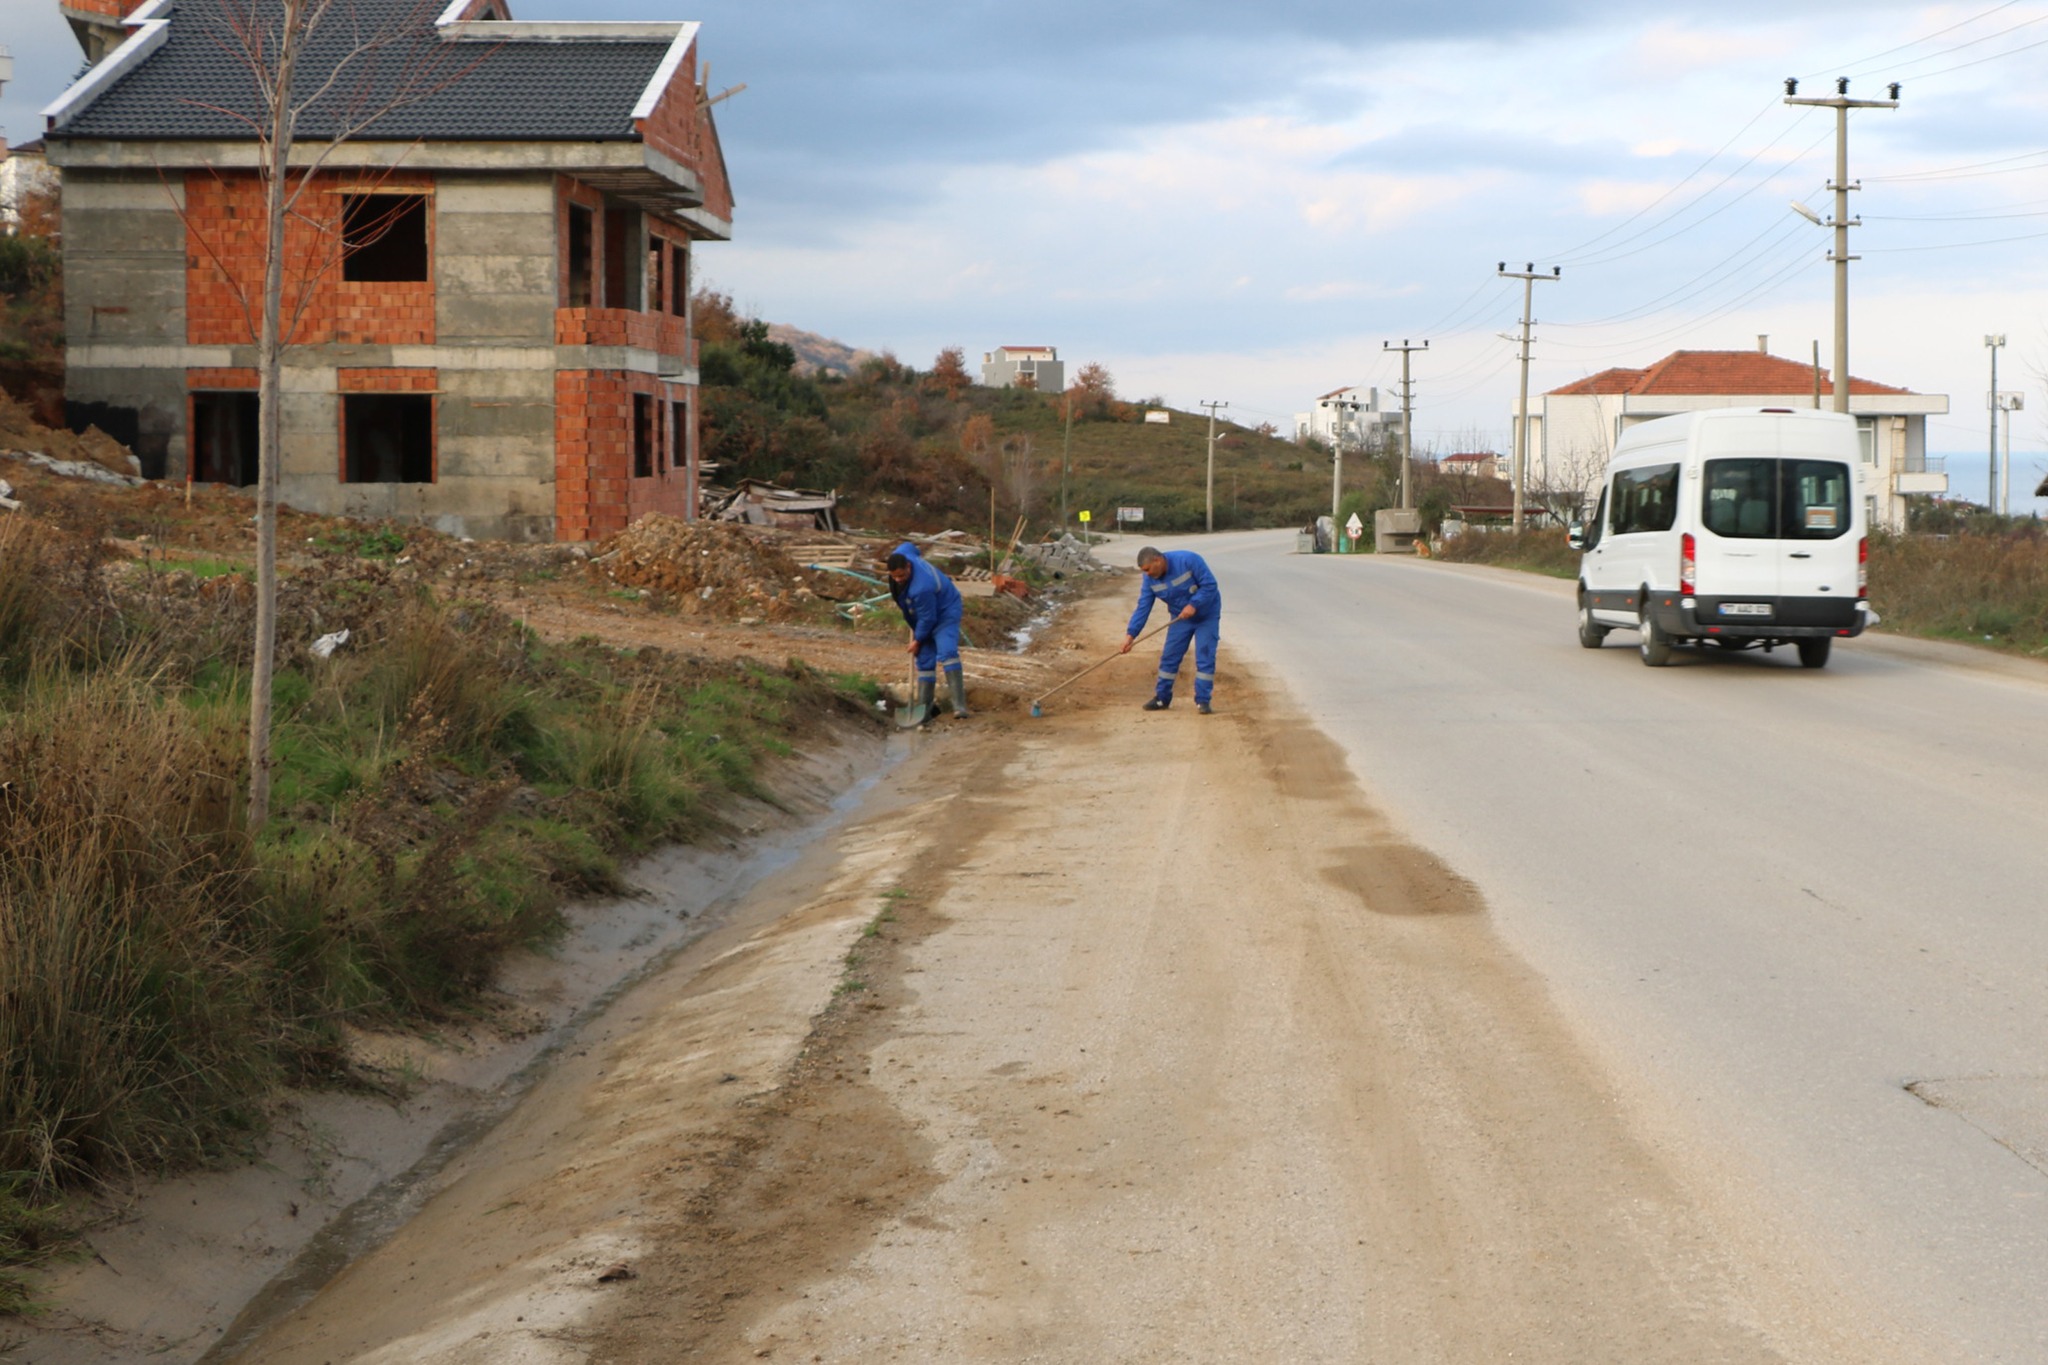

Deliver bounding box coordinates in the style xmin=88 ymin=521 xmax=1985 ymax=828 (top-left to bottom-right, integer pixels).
xmin=206 ymin=589 xmax=1896 ymax=1365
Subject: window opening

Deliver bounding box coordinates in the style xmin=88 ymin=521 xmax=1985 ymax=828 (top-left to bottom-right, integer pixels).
xmin=567 ymin=203 xmax=594 ymax=308
xmin=633 ymin=393 xmax=654 ymax=478
xmin=191 ymin=392 xmax=259 ymax=487
xmin=670 ymin=243 xmax=688 ymax=316
xmin=670 ymin=399 xmax=688 ymax=477
xmin=342 ymin=195 xmax=429 ymax=282
xmin=649 ymin=243 xmax=665 ymax=315
xmin=344 ymin=393 xmax=434 ymax=483
xmin=1610 ymin=462 xmax=1678 ymax=535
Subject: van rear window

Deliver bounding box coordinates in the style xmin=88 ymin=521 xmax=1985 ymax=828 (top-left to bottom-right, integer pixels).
xmin=1702 ymin=459 xmax=1850 ymax=540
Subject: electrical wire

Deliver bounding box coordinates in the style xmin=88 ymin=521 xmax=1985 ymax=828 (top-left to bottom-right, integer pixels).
xmin=1540 ymin=97 xmax=1785 ymax=264
xmin=1863 ymin=226 xmax=2048 ymax=252
xmin=1816 ymin=0 xmax=2024 ymax=78
xmin=1866 ymin=149 xmax=2048 ymax=182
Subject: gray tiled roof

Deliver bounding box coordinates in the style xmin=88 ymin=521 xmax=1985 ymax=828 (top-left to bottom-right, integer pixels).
xmin=52 ymin=0 xmax=673 ymax=142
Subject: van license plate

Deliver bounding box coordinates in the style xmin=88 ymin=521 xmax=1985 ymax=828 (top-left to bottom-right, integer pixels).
xmin=1719 ymin=602 xmax=1772 ymax=617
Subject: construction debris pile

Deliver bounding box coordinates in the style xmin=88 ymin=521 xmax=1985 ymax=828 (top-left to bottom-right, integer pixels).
xmin=701 ymin=479 xmax=841 ymax=531
xmin=1012 ymin=533 xmax=1108 ymax=577
xmin=0 ymin=390 xmax=143 ymax=483
xmin=588 ymin=515 xmax=841 ymax=621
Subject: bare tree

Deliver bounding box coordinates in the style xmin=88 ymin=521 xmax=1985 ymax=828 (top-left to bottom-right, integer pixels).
xmin=174 ymin=0 xmax=491 ymax=826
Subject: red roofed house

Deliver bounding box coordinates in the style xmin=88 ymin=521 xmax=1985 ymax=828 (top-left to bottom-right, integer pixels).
xmin=1439 ymin=451 xmax=1504 ymax=481
xmin=43 ymin=0 xmax=731 ymax=542
xmin=1524 ymin=342 xmax=1948 ymax=532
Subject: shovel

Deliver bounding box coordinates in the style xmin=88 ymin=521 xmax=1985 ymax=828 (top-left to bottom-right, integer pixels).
xmin=894 ymin=658 xmax=930 ymax=729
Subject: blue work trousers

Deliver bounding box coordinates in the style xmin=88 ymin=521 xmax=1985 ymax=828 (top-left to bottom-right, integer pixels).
xmin=1154 ymin=615 xmax=1219 ymax=705
xmin=915 ymin=612 xmax=963 ymax=682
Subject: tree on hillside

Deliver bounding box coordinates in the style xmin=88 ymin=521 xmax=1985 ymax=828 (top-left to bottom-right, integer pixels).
xmin=928 ymin=346 xmax=971 ymax=397
xmin=1068 ymin=361 xmax=1116 ymax=420
xmin=691 ymin=287 xmax=746 ymax=346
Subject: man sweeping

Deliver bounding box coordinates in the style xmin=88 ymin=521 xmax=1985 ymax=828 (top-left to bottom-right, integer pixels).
xmin=1121 ymin=546 xmax=1221 ymax=714
xmin=888 ymin=542 xmax=969 ymax=721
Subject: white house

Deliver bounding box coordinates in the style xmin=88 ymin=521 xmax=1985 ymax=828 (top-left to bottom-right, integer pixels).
xmin=1294 ymin=385 xmax=1395 ymax=450
xmin=1439 ymin=451 xmax=1505 ymax=481
xmin=981 ymin=345 xmax=1063 ymax=392
xmin=1521 ymin=345 xmax=1949 ymax=532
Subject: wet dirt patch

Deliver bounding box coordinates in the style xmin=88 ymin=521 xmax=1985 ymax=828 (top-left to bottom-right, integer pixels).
xmin=1320 ymin=842 xmax=1483 ymax=917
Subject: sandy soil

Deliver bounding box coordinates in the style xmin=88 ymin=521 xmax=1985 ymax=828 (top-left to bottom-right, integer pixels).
xmin=199 ymin=588 xmax=1892 ymax=1365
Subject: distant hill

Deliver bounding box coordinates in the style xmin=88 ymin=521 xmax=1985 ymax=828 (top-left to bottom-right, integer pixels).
xmin=765 ymin=323 xmax=875 ymax=378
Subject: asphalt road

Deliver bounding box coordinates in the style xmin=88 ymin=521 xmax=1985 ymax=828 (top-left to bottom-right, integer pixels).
xmin=1166 ymin=528 xmax=2048 ymax=1364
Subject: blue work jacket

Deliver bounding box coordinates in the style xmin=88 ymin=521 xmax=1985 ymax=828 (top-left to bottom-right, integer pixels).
xmin=890 ymin=542 xmax=963 ymax=643
xmin=1127 ymin=549 xmax=1220 ymax=637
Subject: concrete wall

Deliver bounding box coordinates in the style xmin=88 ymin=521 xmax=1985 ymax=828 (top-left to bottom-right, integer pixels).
xmin=62 ymin=171 xmax=189 ymax=476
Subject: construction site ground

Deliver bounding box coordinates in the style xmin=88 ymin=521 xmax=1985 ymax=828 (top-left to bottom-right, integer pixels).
xmin=68 ymin=587 xmax=1849 ymax=1365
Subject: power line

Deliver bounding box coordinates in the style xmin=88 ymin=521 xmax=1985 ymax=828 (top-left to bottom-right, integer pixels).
xmin=1819 ymin=0 xmax=2024 ymax=77
xmin=1839 ymin=10 xmax=2047 ymax=80
xmin=1865 ymin=148 xmax=2048 ymax=182
xmin=1563 ymin=126 xmax=1835 ymax=269
xmin=1541 ymin=97 xmax=1784 ymax=263
xmin=1864 ymin=226 xmax=2048 ymax=252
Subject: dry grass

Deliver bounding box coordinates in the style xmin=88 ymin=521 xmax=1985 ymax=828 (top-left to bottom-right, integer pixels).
xmin=0 ymin=658 xmax=270 ymax=1189
xmin=1869 ymin=529 xmax=2048 ymax=653
xmin=1434 ymin=526 xmax=1580 ymax=578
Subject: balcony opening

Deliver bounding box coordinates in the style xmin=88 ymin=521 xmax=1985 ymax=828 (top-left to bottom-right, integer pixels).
xmin=603 ymin=206 xmax=644 ymax=310
xmin=566 ymin=203 xmax=594 ymax=308
xmin=633 ymin=393 xmax=655 ymax=478
xmin=341 ymin=194 xmax=429 ymax=282
xmin=192 ymin=391 xmax=259 ymax=486
xmin=344 ymin=393 xmax=434 ymax=483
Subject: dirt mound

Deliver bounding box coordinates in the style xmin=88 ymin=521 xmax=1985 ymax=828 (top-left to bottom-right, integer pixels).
xmin=589 ymin=516 xmax=839 ymax=621
xmin=0 ymin=389 xmax=141 ymax=478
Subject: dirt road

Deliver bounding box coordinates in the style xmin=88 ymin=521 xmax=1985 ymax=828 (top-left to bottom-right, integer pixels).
xmin=221 ymin=592 xmax=1890 ymax=1364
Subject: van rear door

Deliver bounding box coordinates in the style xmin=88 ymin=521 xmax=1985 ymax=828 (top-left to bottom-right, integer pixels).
xmin=1776 ymin=457 xmax=1856 ymax=600
xmin=1698 ymin=454 xmax=1781 ymax=607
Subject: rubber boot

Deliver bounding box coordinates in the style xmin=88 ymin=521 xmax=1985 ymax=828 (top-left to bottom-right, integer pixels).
xmin=916 ymin=678 xmax=936 ymax=725
xmin=947 ymin=670 xmax=969 ymax=719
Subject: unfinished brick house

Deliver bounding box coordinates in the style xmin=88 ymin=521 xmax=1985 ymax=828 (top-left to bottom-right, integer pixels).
xmin=42 ymin=0 xmax=731 ymax=541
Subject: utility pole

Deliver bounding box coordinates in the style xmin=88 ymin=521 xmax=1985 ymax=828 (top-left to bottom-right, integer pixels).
xmin=1384 ymin=339 xmax=1428 ymax=509
xmin=1986 ymin=333 xmax=2005 ymax=514
xmin=1498 ymin=263 xmax=1560 ymax=531
xmin=1200 ymin=400 xmax=1228 ymax=533
xmin=1328 ymin=393 xmax=1361 ymax=546
xmin=1785 ymin=76 xmax=1900 ymax=415
xmin=1060 ymin=393 xmax=1074 ymax=534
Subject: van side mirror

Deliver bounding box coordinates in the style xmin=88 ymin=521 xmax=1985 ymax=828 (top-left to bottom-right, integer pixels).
xmin=1566 ymin=523 xmax=1586 ymax=551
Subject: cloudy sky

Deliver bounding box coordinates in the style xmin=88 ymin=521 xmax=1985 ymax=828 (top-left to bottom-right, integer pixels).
xmin=6 ymin=1 xmax=2046 ymax=503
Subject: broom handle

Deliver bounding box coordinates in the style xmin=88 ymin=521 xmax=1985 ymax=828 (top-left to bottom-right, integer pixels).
xmin=1031 ymin=622 xmax=1169 ymax=704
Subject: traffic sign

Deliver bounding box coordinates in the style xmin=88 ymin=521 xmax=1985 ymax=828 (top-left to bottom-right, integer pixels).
xmin=1345 ymin=513 xmax=1364 ymax=537
xmin=1079 ymin=510 xmax=1091 ymax=523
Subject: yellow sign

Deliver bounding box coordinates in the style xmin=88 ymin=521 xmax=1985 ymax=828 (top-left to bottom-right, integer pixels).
xmin=1079 ymin=510 xmax=1092 ymax=523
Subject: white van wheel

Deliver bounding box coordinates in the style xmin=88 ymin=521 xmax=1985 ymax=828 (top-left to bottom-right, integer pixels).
xmin=1638 ymin=600 xmax=1673 ymax=667
xmin=1796 ymin=637 xmax=1831 ymax=669
xmin=1578 ymin=601 xmax=1609 ymax=649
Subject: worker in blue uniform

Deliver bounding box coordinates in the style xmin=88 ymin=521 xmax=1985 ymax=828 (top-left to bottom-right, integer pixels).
xmin=1120 ymin=545 xmax=1221 ymax=713
xmin=887 ymin=542 xmax=968 ymax=720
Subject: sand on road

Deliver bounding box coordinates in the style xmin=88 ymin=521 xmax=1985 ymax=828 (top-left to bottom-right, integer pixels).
xmin=226 ymin=591 xmax=1898 ymax=1364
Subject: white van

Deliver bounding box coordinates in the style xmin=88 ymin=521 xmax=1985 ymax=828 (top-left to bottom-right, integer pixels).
xmin=1569 ymin=407 xmax=1870 ymax=668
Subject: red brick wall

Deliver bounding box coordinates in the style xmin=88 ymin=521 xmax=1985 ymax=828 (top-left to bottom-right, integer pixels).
xmin=634 ymin=36 xmax=735 ymax=224
xmin=555 ymin=369 xmax=693 ymax=541
xmin=185 ymin=171 xmax=437 ymax=347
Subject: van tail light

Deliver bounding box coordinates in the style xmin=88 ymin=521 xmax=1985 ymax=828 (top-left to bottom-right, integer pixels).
xmin=1680 ymin=532 xmax=1696 ymax=595
xmin=1857 ymin=536 xmax=1868 ymax=599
